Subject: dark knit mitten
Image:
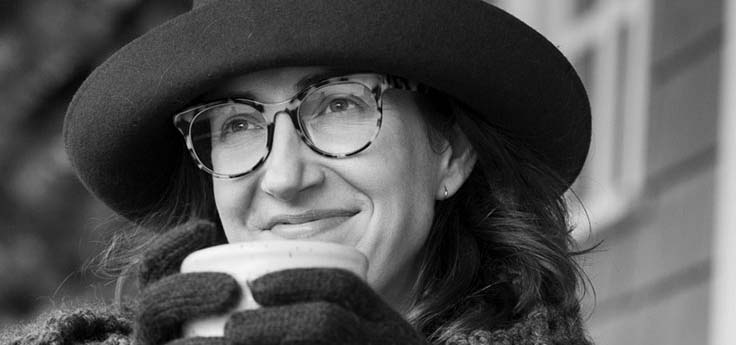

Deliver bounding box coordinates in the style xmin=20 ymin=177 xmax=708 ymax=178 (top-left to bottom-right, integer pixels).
xmin=223 ymin=267 xmax=428 ymax=345
xmin=134 ymin=220 xmax=240 ymax=345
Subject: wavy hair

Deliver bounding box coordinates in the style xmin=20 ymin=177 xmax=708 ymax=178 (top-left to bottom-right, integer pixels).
xmin=406 ymin=95 xmax=591 ymax=343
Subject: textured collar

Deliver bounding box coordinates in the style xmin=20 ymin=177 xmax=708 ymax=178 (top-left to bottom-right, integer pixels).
xmin=444 ymin=305 xmax=593 ymax=345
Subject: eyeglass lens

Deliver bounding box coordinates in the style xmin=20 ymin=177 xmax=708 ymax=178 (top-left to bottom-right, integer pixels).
xmin=188 ymin=82 xmax=381 ymax=176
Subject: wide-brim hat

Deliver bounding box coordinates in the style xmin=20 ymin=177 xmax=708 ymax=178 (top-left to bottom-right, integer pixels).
xmin=64 ymin=0 xmax=591 ymax=222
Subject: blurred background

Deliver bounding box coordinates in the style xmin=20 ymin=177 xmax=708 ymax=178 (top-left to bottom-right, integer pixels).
xmin=1 ymin=0 xmax=734 ymax=344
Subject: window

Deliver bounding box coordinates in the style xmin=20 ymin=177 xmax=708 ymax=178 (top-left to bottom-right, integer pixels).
xmin=490 ymin=0 xmax=652 ymax=237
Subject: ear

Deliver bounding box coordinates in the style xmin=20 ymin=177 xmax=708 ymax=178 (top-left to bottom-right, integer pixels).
xmin=436 ymin=124 xmax=477 ymax=200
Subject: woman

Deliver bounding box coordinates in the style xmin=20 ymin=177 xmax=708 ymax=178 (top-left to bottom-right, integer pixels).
xmin=9 ymin=0 xmax=593 ymax=344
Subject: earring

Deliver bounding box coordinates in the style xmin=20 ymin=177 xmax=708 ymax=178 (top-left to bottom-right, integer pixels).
xmin=443 ymin=185 xmax=449 ymax=199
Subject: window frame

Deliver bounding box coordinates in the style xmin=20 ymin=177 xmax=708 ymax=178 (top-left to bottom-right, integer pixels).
xmin=491 ymin=0 xmax=653 ymax=238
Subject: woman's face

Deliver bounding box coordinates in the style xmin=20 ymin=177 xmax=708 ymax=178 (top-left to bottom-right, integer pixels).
xmin=209 ymin=67 xmax=457 ymax=311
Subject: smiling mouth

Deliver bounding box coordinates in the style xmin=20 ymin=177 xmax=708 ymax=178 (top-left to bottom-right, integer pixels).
xmin=264 ymin=209 xmax=359 ymax=240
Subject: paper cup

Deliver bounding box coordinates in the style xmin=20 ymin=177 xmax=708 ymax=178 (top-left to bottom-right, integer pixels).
xmin=180 ymin=240 xmax=369 ymax=337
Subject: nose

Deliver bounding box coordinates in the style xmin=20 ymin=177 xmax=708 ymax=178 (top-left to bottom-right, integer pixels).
xmin=259 ymin=112 xmax=324 ymax=201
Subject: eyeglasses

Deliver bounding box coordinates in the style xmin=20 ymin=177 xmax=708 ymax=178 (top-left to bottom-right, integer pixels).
xmin=173 ymin=73 xmax=422 ymax=179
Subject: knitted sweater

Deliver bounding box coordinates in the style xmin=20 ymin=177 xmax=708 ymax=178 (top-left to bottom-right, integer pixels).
xmin=2 ymin=304 xmax=591 ymax=345
xmin=2 ymin=303 xmax=133 ymax=345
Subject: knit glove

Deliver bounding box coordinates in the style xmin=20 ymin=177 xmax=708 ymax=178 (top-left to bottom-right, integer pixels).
xmin=134 ymin=220 xmax=240 ymax=345
xmin=219 ymin=267 xmax=428 ymax=345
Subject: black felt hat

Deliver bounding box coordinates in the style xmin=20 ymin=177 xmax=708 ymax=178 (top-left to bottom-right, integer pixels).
xmin=64 ymin=0 xmax=591 ymax=222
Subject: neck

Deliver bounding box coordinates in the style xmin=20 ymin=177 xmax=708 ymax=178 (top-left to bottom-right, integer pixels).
xmin=379 ymin=257 xmax=421 ymax=316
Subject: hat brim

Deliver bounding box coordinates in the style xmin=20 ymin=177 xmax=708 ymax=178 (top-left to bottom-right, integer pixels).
xmin=64 ymin=0 xmax=591 ymax=221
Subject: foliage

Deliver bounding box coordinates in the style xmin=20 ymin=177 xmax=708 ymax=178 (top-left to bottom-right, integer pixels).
xmin=0 ymin=0 xmax=189 ymax=324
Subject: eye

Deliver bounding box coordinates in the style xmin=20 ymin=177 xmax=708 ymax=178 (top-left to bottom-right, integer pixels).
xmin=324 ymin=98 xmax=358 ymax=114
xmin=222 ymin=117 xmax=250 ymax=134
xmin=219 ymin=115 xmax=265 ymax=141
xmin=300 ymin=86 xmax=373 ymax=121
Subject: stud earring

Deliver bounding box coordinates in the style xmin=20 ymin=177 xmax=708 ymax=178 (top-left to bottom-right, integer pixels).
xmin=443 ymin=185 xmax=449 ymax=199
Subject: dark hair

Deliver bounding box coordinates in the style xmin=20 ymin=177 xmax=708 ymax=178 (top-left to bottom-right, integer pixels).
xmin=406 ymin=95 xmax=590 ymax=343
xmin=93 ymin=89 xmax=590 ymax=344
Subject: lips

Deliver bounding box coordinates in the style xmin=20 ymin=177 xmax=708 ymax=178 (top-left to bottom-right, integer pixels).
xmin=259 ymin=209 xmax=359 ymax=240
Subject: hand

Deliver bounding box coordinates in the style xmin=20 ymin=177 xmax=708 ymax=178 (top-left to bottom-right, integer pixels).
xmin=223 ymin=268 xmax=428 ymax=345
xmin=134 ymin=219 xmax=240 ymax=345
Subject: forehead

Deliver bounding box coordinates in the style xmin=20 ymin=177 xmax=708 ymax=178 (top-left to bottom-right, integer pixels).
xmin=204 ymin=66 xmax=356 ymax=101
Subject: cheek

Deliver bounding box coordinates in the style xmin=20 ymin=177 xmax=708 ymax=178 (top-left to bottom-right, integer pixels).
xmin=212 ymin=179 xmax=255 ymax=239
xmin=377 ymin=116 xmax=441 ymax=200
xmin=356 ymin=108 xmax=442 ymax=290
xmin=212 ymin=181 xmax=237 ymax=233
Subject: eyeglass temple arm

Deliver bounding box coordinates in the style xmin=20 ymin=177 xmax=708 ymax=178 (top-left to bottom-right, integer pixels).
xmin=385 ymin=75 xmax=431 ymax=94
